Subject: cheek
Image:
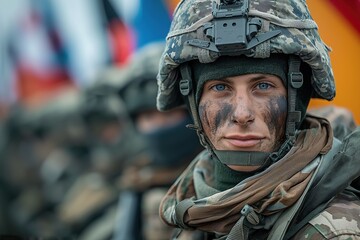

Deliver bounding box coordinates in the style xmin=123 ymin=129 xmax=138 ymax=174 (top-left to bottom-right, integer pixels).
xmin=263 ymin=96 xmax=287 ymax=135
xmin=199 ymin=101 xmax=234 ymax=136
xmin=199 ymin=101 xmax=216 ymax=136
xmin=215 ymin=103 xmax=233 ymax=130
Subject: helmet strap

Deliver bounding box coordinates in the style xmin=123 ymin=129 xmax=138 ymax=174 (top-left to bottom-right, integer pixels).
xmin=286 ymin=56 xmax=304 ymax=142
xmin=179 ymin=63 xmax=210 ymax=150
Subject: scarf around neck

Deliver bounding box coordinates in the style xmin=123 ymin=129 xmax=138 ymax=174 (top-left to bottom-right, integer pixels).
xmin=159 ymin=115 xmax=333 ymax=235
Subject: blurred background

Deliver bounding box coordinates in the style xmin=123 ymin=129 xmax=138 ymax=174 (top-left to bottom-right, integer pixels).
xmin=0 ymin=0 xmax=179 ymax=112
xmin=0 ymin=0 xmax=359 ymax=239
xmin=307 ymin=0 xmax=360 ymax=124
xmin=0 ymin=0 xmax=359 ymax=122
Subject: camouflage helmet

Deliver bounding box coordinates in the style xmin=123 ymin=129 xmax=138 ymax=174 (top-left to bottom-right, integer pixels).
xmin=83 ymin=64 xmax=132 ymax=124
xmin=156 ymin=0 xmax=336 ymax=168
xmin=156 ymin=0 xmax=335 ymax=111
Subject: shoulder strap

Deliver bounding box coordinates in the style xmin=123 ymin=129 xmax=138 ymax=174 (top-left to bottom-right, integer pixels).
xmin=267 ymin=138 xmax=341 ymax=240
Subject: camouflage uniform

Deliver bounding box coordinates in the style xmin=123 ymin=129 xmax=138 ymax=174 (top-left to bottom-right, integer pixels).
xmin=155 ymin=0 xmax=360 ymax=239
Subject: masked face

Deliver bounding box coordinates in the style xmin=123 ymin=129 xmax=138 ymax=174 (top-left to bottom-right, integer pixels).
xmin=135 ymin=108 xmax=200 ymax=167
xmin=199 ymin=73 xmax=287 ymax=170
xmin=135 ymin=108 xmax=188 ymax=134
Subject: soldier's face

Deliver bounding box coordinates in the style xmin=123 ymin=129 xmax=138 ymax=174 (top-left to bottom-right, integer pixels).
xmin=199 ymin=73 xmax=287 ymax=169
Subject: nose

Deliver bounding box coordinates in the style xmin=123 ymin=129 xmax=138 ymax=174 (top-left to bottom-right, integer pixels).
xmin=230 ymin=96 xmax=255 ymax=126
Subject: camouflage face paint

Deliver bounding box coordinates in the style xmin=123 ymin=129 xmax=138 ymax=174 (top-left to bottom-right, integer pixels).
xmin=199 ymin=100 xmax=217 ymax=135
xmin=214 ymin=103 xmax=233 ymax=133
xmin=263 ymin=95 xmax=287 ymax=149
xmin=199 ymin=99 xmax=234 ymax=137
xmin=198 ymin=73 xmax=288 ymax=153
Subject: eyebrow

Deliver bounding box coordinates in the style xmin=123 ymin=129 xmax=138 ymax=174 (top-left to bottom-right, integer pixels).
xmin=248 ymin=74 xmax=271 ymax=81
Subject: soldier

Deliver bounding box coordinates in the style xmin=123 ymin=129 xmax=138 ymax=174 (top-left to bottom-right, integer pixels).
xmin=114 ymin=42 xmax=203 ymax=240
xmin=55 ymin=68 xmax=147 ymax=239
xmin=156 ymin=0 xmax=360 ymax=239
xmin=12 ymin=90 xmax=93 ymax=238
xmin=0 ymin=102 xmax=61 ymax=237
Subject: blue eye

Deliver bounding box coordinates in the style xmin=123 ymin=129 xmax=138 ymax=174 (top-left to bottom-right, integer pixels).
xmin=258 ymin=82 xmax=270 ymax=90
xmin=212 ymin=84 xmax=226 ymax=91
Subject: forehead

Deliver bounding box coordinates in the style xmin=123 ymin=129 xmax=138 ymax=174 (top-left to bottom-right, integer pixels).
xmin=207 ymin=73 xmax=282 ymax=82
xmin=204 ymin=73 xmax=284 ymax=84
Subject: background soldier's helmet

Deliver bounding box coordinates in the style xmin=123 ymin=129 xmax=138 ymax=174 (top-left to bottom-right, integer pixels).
xmin=118 ymin=42 xmax=203 ymax=168
xmin=119 ymin=42 xmax=165 ymax=120
xmin=81 ymin=69 xmax=148 ymax=176
xmin=156 ymin=0 xmax=335 ymax=111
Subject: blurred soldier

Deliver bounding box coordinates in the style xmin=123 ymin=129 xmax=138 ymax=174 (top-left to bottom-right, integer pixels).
xmin=309 ymin=105 xmax=357 ymax=141
xmin=0 ymin=116 xmax=18 ymax=235
xmin=113 ymin=42 xmax=203 ymax=240
xmin=155 ymin=0 xmax=360 ymax=239
xmin=0 ymin=103 xmax=56 ymax=237
xmin=25 ymin=89 xmax=91 ymax=238
xmin=55 ymin=67 xmax=147 ymax=239
xmin=1 ymin=84 xmax=137 ymax=238
xmin=310 ymin=105 xmax=360 ymax=191
xmin=0 ymin=89 xmax=88 ymax=237
xmin=82 ymin=81 xmax=146 ymax=179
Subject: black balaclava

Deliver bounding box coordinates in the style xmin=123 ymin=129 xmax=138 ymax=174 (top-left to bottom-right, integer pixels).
xmin=142 ymin=114 xmax=201 ymax=167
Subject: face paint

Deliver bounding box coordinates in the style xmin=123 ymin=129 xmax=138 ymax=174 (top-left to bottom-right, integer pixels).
xmin=199 ymin=101 xmax=212 ymax=134
xmin=198 ymin=74 xmax=288 ymax=153
xmin=263 ymin=95 xmax=287 ymax=150
xmin=215 ymin=103 xmax=233 ymax=133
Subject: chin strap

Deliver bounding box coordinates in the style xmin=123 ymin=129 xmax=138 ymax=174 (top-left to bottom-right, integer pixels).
xmin=214 ymin=135 xmax=294 ymax=168
xmin=213 ymin=150 xmax=270 ymax=166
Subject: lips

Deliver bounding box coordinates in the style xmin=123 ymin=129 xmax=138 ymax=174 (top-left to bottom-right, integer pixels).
xmin=223 ymin=134 xmax=264 ymax=148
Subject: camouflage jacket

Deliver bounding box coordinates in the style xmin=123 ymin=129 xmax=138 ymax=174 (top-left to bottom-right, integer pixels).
xmin=165 ymin=127 xmax=360 ymax=240
xmin=291 ymin=191 xmax=360 ymax=240
xmin=174 ymin=190 xmax=360 ymax=240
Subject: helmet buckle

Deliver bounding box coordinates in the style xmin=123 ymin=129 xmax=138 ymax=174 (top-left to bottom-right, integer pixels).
xmin=290 ymin=72 xmax=304 ymax=89
xmin=179 ymin=79 xmax=192 ymax=96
